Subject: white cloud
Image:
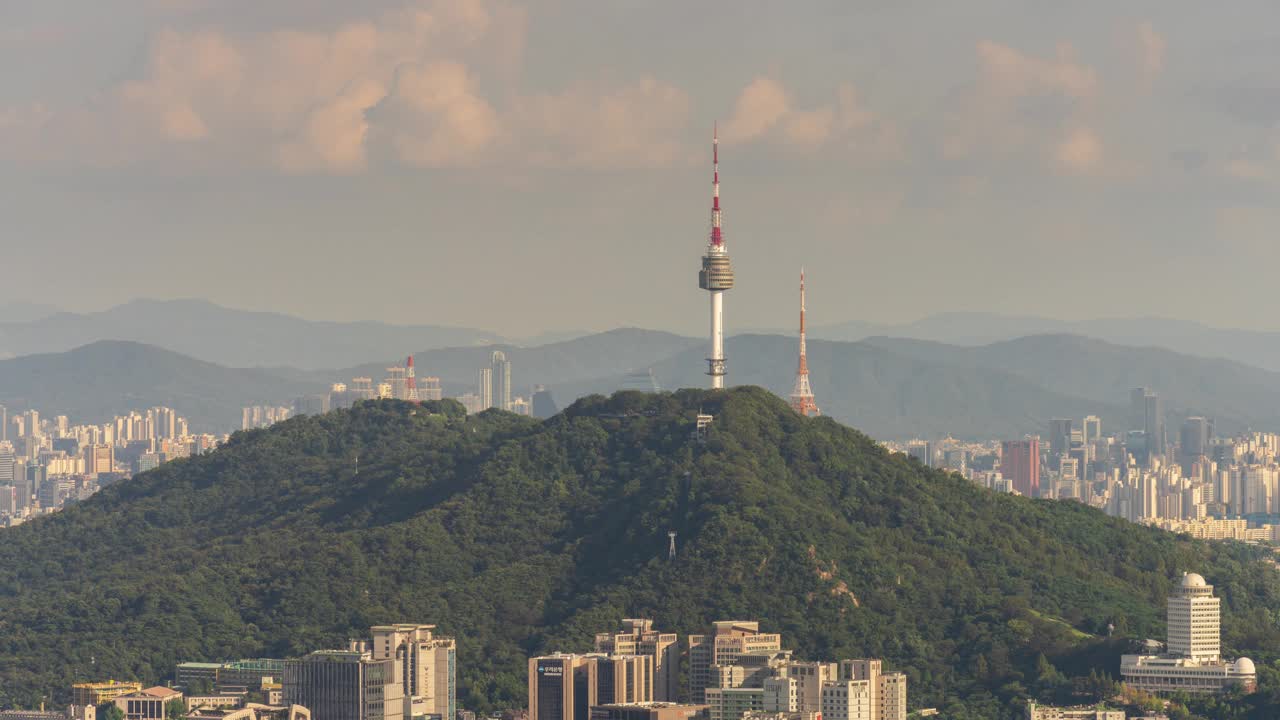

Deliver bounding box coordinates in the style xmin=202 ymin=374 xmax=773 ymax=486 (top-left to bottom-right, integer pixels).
xmin=722 ymin=76 xmax=889 ymax=154
xmin=514 ymin=77 xmax=691 ymax=168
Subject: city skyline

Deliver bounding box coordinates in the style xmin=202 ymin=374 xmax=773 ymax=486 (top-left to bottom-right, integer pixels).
xmin=7 ymin=2 xmax=1280 ymax=335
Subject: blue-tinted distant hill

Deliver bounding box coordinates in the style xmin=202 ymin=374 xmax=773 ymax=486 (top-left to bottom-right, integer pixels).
xmin=0 ymin=341 xmax=321 ymax=431
xmin=336 ymin=328 xmax=702 ymax=396
xmin=0 ymin=299 xmax=500 ymax=369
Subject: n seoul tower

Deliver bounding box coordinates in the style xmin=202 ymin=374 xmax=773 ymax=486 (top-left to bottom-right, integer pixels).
xmin=698 ymin=126 xmax=735 ymax=388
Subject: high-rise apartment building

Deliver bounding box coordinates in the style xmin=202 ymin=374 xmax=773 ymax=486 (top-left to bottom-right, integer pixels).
xmin=418 ymin=377 xmax=443 ymax=402
xmin=491 ymin=352 xmax=512 ymax=412
xmin=688 ymin=622 xmax=783 ymax=703
xmin=1000 ymin=439 xmax=1040 ymax=498
xmin=370 ymin=624 xmax=456 ymax=720
xmin=595 ymin=619 xmax=679 ymax=702
xmin=283 ymin=649 xmax=404 ymax=720
xmin=478 ymin=369 xmax=493 ymax=411
xmin=0 ymin=441 xmax=14 ymax=487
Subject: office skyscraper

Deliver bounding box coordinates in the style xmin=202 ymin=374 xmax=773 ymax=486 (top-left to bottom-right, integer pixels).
xmin=491 ymin=352 xmax=512 ymax=412
xmin=370 ymin=624 xmax=456 ymax=720
xmin=1000 ymin=438 xmax=1041 ymax=498
xmin=595 ymin=619 xmax=679 ymax=702
xmin=528 ymin=654 xmax=653 ymax=720
xmin=1048 ymin=418 xmax=1072 ymax=458
xmin=688 ymin=621 xmax=782 ymax=703
xmin=1145 ymin=392 xmax=1166 ymax=457
xmin=284 ymin=650 xmax=404 ymax=720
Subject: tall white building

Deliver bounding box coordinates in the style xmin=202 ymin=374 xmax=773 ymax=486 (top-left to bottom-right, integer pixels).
xmin=478 ymin=368 xmax=493 ymax=410
xmin=491 ymin=352 xmax=512 ymax=411
xmin=1167 ymin=571 xmax=1220 ymax=661
xmin=1121 ymin=573 xmax=1255 ymax=694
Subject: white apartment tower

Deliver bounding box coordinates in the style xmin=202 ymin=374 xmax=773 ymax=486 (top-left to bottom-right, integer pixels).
xmin=491 ymin=352 xmax=512 ymax=411
xmin=1167 ymin=572 xmax=1220 ymax=661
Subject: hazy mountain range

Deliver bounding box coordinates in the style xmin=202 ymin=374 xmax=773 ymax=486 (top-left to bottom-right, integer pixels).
xmin=806 ymin=312 xmax=1280 ymax=372
xmin=0 ymin=341 xmax=317 ymax=431
xmin=0 ymin=299 xmax=501 ymax=369
xmin=12 ymin=328 xmax=1280 ymax=440
xmin=9 ymin=299 xmax=1280 ymax=373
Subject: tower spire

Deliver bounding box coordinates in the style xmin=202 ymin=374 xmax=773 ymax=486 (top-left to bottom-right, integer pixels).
xmin=711 ymin=124 xmax=722 ymax=248
xmin=789 ymin=269 xmax=819 ymax=417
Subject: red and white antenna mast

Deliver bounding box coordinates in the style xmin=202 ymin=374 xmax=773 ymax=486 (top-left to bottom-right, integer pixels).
xmin=789 ymin=269 xmax=819 ymax=416
xmin=698 ymin=124 xmax=734 ymax=387
xmin=406 ymin=355 xmax=419 ymax=401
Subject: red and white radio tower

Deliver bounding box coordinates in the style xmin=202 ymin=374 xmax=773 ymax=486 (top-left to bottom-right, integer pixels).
xmin=406 ymin=355 xmax=419 ymax=401
xmin=789 ymin=270 xmax=819 ymax=417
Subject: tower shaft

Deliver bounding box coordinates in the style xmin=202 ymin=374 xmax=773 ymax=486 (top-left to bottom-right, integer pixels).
xmin=698 ymin=127 xmax=734 ymax=387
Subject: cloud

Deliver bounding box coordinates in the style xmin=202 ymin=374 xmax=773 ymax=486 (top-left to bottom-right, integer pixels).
xmin=976 ymin=41 xmax=1096 ymax=99
xmin=514 ymin=77 xmax=691 ymax=168
xmin=721 ymin=77 xmax=888 ymax=154
xmin=1136 ymin=21 xmax=1166 ymax=77
xmin=2 ymin=0 xmax=705 ymax=173
xmin=2 ymin=0 xmax=520 ymax=173
xmin=722 ymin=77 xmax=791 ymax=142
xmin=1054 ymin=127 xmax=1103 ymax=174
xmin=945 ymin=41 xmax=1099 ymax=172
xmin=369 ymin=61 xmax=500 ymax=168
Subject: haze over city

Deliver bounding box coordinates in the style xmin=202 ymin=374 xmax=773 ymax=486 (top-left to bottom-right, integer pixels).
xmin=6 ymin=1 xmax=1280 ymax=336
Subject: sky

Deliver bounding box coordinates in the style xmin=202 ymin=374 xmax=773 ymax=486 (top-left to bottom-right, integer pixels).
xmin=3 ymin=1 xmax=1280 ymax=337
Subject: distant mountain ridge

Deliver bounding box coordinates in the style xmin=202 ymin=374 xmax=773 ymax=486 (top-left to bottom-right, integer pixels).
xmin=810 ymin=312 xmax=1280 ymax=372
xmin=0 ymin=341 xmax=319 ymax=431
xmin=12 ymin=328 xmax=1280 ymax=441
xmin=0 ymin=299 xmax=501 ymax=369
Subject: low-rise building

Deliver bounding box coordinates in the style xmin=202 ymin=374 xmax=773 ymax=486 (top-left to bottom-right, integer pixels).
xmin=114 ymin=687 xmax=183 ymax=720
xmin=72 ymin=681 xmax=143 ymax=707
xmin=590 ymin=704 xmax=709 ymax=720
xmin=1025 ymin=703 xmax=1125 ymax=720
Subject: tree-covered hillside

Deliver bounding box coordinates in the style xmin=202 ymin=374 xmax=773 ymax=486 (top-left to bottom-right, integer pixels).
xmin=0 ymin=389 xmax=1277 ymax=720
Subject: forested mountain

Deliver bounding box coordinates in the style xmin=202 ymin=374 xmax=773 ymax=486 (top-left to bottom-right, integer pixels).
xmin=0 ymin=390 xmax=1278 ymax=720
xmin=550 ymin=336 xmax=1126 ymax=439
xmin=0 ymin=341 xmax=318 ymax=430
xmin=0 ymin=299 xmax=500 ymax=368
